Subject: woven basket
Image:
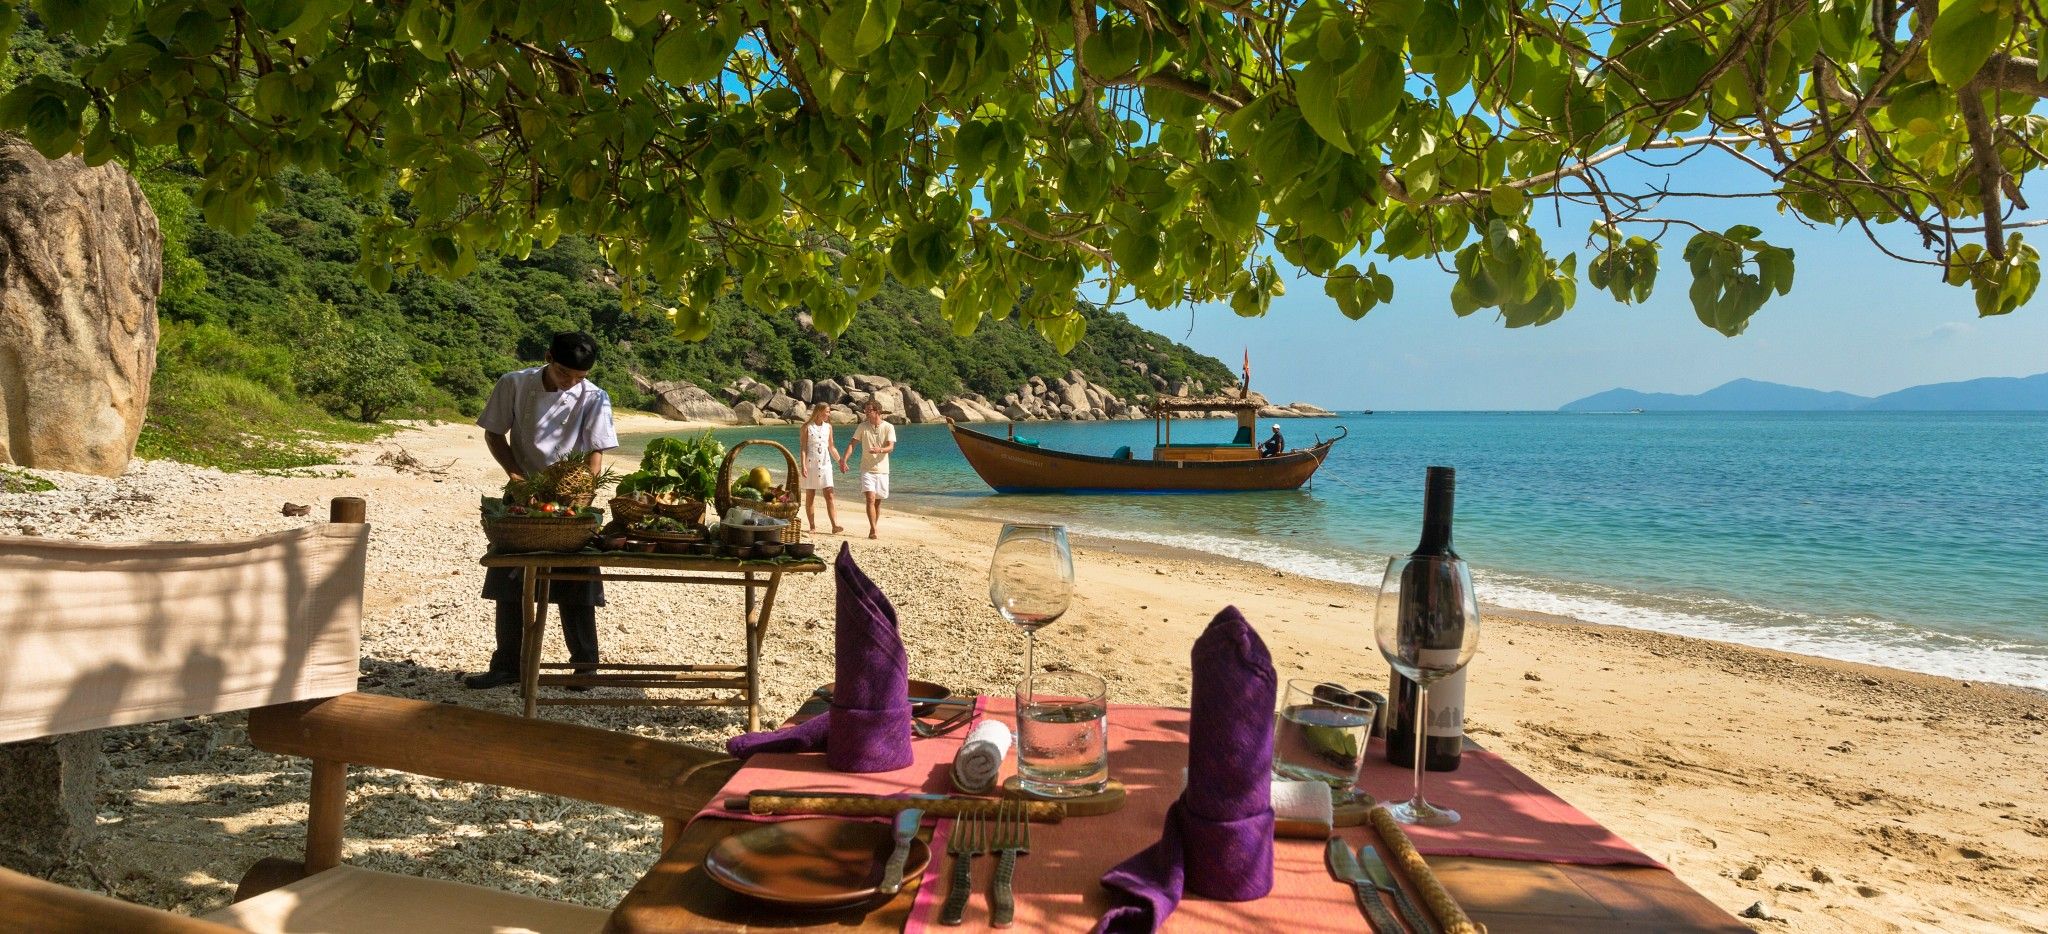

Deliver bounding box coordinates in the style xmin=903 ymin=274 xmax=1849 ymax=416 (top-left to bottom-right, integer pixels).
xmin=610 ymin=496 xmax=708 ymax=530
xmin=483 ymin=515 xmax=599 ymax=553
xmin=717 ymin=439 xmax=803 ymax=543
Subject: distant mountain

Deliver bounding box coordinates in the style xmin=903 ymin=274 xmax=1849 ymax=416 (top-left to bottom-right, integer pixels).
xmin=1862 ymin=372 xmax=2048 ymax=410
xmin=1560 ymin=379 xmax=1870 ymax=412
xmin=1561 ymin=373 xmax=2048 ymax=412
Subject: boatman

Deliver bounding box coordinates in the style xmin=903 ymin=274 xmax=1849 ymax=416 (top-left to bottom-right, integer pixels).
xmin=465 ymin=332 xmax=618 ymax=690
xmin=1260 ymin=424 xmax=1285 ymax=458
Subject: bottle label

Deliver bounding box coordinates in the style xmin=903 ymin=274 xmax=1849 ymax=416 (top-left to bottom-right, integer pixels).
xmin=1424 ymin=666 xmax=1465 ymax=738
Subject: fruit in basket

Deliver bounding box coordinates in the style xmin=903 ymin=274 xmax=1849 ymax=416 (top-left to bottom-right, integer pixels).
xmin=505 ymin=452 xmax=617 ymax=506
xmin=746 ymin=466 xmax=774 ymax=491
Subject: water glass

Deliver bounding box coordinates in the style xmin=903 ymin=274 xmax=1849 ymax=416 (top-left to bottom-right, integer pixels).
xmin=1273 ymin=680 xmax=1379 ymax=803
xmin=1015 ymin=668 xmax=1108 ymax=798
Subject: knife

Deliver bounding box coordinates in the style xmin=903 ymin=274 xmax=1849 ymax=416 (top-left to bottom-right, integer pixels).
xmin=878 ymin=808 xmax=923 ymax=895
xmin=1327 ymin=838 xmax=1401 ymax=934
xmin=1359 ymin=844 xmax=1439 ymax=934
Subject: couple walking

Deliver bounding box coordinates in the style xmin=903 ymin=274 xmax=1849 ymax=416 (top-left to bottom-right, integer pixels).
xmin=799 ymin=400 xmax=895 ymax=539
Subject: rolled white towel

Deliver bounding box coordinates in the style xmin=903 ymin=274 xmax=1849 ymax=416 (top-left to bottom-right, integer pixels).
xmin=1271 ymin=779 xmax=1335 ymax=838
xmin=951 ymin=719 xmax=1012 ymax=793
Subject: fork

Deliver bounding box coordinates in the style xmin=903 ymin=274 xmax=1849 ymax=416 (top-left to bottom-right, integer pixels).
xmin=938 ymin=810 xmax=985 ymax=925
xmin=989 ymin=800 xmax=1032 ymax=928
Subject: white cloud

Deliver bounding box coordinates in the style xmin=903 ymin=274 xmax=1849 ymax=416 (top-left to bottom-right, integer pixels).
xmin=1919 ymin=321 xmax=1977 ymax=343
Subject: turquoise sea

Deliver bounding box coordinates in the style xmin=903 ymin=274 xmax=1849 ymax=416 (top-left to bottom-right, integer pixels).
xmin=628 ymin=412 xmax=2048 ymax=690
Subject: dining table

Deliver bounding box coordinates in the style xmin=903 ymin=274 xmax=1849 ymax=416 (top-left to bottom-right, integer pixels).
xmin=608 ymin=695 xmax=1749 ymax=933
xmin=479 ymin=550 xmax=826 ymax=728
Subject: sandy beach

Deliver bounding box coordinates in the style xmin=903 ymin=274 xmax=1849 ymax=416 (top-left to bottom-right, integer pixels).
xmin=3 ymin=417 xmax=2044 ymax=932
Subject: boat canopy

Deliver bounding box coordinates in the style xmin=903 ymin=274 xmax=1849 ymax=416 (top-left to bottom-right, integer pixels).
xmin=1146 ymin=394 xmax=1264 ymax=414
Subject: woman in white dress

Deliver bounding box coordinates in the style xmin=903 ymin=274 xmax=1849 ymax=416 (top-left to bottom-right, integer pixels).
xmin=799 ymin=403 xmax=847 ymax=533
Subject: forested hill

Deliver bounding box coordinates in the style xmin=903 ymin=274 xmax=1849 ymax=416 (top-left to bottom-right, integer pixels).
xmin=167 ymin=169 xmax=1237 ymax=420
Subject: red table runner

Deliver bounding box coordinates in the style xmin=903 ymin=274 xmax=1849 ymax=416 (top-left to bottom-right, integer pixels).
xmin=693 ymin=699 xmax=1658 ymax=932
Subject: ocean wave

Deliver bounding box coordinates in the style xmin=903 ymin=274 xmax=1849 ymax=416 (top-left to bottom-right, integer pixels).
xmin=1066 ymin=522 xmax=2048 ymax=691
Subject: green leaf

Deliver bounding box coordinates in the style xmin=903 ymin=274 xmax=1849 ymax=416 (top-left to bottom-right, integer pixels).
xmin=1294 ymin=63 xmax=1354 ymax=154
xmin=821 ymin=0 xmax=870 ymax=68
xmin=1929 ymin=0 xmax=2009 ymax=87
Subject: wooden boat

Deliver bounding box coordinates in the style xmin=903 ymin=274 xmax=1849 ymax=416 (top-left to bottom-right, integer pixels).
xmin=948 ymin=395 xmax=1344 ymax=493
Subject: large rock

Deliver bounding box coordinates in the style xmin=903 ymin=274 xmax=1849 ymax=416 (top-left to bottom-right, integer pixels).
xmin=868 ymin=386 xmax=905 ymax=419
xmin=814 ymin=379 xmax=849 ymax=406
xmin=792 ymin=378 xmax=814 ymax=404
xmin=732 ymin=400 xmax=762 ymax=425
xmin=0 ymin=137 xmax=162 ymax=476
xmin=764 ymin=392 xmax=804 ymax=419
xmin=847 ymin=374 xmax=893 ymax=392
xmin=646 ymin=379 xmax=737 ymax=423
xmin=900 ymin=387 xmax=943 ymax=424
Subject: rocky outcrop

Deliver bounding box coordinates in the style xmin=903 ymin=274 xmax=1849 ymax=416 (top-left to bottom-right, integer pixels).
xmin=637 ymin=376 xmax=737 ymax=423
xmin=0 ymin=136 xmax=162 ymax=477
xmin=641 ymin=367 xmax=1331 ymax=427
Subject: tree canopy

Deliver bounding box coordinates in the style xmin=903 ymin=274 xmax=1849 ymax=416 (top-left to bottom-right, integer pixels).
xmin=5 ymin=0 xmax=2047 ymax=344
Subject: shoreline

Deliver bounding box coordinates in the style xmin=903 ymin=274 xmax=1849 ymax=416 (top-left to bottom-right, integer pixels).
xmin=2 ymin=419 xmax=2044 ymax=931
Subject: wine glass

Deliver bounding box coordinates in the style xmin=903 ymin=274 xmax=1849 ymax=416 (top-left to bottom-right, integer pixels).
xmin=989 ymin=523 xmax=1073 ymax=681
xmin=1373 ymin=553 xmax=1481 ymax=826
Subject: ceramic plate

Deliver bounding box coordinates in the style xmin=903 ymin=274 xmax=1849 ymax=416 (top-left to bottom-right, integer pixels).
xmin=817 ymin=679 xmax=954 ymax=718
xmin=703 ymin=818 xmax=931 ymax=909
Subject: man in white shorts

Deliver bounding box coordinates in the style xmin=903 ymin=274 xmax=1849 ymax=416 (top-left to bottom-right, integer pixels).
xmin=847 ymin=400 xmax=897 ymax=539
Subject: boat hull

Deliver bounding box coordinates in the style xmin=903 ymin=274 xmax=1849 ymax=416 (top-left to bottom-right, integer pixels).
xmin=948 ymin=422 xmax=1341 ymax=493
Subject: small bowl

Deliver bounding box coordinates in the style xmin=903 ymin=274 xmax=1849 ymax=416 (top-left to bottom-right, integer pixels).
xmin=656 ymin=541 xmax=693 ymax=554
xmin=752 ymin=541 xmax=784 ymax=559
xmin=784 ymin=542 xmax=816 ymax=560
xmin=601 ymin=535 xmax=630 ymax=552
xmin=717 ymin=544 xmax=741 ymax=558
xmin=628 ymin=540 xmax=659 ymax=553
xmin=688 ymin=542 xmax=717 ymax=556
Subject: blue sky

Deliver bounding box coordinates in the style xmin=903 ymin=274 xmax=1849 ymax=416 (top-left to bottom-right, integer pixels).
xmin=1132 ymin=154 xmax=2048 ymax=411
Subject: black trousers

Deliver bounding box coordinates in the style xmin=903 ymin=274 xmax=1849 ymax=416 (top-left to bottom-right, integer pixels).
xmin=481 ymin=566 xmax=604 ymax=675
xmin=488 ymin=599 xmax=598 ymax=674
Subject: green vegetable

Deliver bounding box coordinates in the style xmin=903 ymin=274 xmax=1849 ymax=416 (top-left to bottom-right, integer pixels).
xmin=617 ymin=432 xmax=723 ymax=502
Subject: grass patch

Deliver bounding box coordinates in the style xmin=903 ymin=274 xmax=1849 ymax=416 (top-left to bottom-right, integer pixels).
xmin=136 ymin=366 xmax=395 ymax=472
xmin=0 ymin=467 xmax=56 ymax=494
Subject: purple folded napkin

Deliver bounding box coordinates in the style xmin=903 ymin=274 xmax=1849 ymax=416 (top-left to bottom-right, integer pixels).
xmin=1095 ymin=606 xmax=1277 ymax=933
xmin=722 ymin=544 xmax=913 ymax=773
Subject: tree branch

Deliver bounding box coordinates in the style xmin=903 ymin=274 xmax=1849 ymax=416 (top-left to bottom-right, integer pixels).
xmin=1957 ymin=78 xmax=2007 ymax=257
xmin=1980 ymin=55 xmax=2048 ymax=98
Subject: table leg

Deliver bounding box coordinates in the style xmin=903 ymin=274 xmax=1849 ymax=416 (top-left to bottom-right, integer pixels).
xmin=519 ymin=566 xmax=542 ymax=717
xmin=745 ymin=573 xmax=785 ymax=733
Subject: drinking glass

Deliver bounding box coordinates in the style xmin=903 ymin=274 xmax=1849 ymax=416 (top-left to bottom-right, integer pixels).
xmin=1015 ymin=668 xmax=1109 ymax=797
xmin=989 ymin=523 xmax=1073 ymax=681
xmin=1273 ymin=680 xmax=1379 ymax=805
xmin=1374 ymin=553 xmax=1481 ymax=826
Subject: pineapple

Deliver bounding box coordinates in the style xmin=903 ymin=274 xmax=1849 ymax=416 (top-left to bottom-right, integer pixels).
xmin=506 ymin=452 xmax=615 ymax=507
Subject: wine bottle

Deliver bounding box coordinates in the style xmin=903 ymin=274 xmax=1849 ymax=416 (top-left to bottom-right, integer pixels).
xmin=1386 ymin=466 xmax=1466 ymax=772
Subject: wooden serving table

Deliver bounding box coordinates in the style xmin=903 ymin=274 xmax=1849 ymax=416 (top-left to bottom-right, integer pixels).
xmin=479 ymin=552 xmax=826 ymax=729
xmin=609 ymin=700 xmax=1749 ymax=933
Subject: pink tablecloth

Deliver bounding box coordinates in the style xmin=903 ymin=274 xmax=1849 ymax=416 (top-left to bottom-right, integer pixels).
xmin=691 ymin=699 xmax=1658 ymax=932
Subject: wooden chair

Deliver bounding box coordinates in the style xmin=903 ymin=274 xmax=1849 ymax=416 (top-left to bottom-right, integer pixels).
xmin=0 ymin=498 xmax=738 ymax=933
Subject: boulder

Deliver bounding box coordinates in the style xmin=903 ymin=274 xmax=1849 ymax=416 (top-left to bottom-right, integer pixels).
xmin=732 ymin=400 xmax=762 ymax=425
xmin=869 ymin=386 xmax=906 ymax=418
xmin=1000 ymin=403 xmax=1030 ymax=420
xmin=828 ymin=404 xmax=859 ymax=425
xmin=764 ymin=393 xmax=803 ymax=419
xmin=847 ymin=374 xmax=893 ymax=392
xmin=647 ymin=380 xmax=737 ymax=423
xmin=0 ymin=136 xmax=162 ymax=476
xmin=792 ymin=378 xmax=814 ymax=404
xmin=814 ymin=379 xmax=849 ymax=406
xmin=1061 ymin=381 xmax=1092 ymax=412
xmin=900 ymin=386 xmax=942 ymax=424
xmin=1287 ymin=401 xmax=1337 ymax=417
